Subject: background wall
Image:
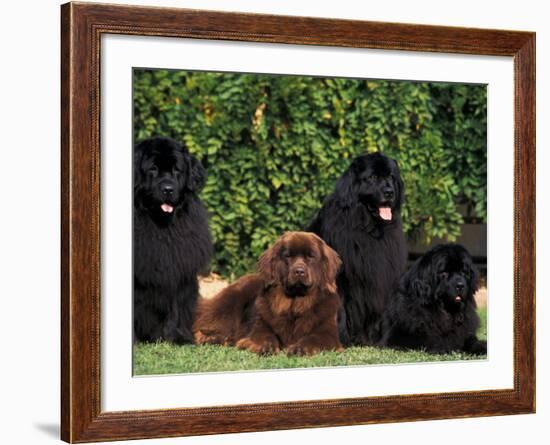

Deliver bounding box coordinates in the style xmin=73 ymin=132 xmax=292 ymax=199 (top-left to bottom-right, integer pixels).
xmin=0 ymin=0 xmax=545 ymax=444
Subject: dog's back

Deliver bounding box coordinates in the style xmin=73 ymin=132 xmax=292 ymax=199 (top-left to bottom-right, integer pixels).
xmin=193 ymin=274 xmax=263 ymax=345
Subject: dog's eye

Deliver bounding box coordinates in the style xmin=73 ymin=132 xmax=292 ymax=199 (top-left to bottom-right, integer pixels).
xmin=147 ymin=166 xmax=158 ymax=175
xmin=439 ymin=271 xmax=448 ymax=279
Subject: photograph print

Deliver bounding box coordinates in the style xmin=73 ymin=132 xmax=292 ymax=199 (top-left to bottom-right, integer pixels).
xmin=132 ymin=68 xmax=488 ymax=375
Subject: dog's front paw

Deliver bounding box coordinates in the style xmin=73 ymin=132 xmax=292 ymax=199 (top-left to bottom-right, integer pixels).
xmin=193 ymin=330 xmax=227 ymax=345
xmin=236 ymin=337 xmax=280 ymax=355
xmin=467 ymin=339 xmax=487 ymax=355
xmin=286 ymin=342 xmax=321 ymax=356
xmin=162 ymin=326 xmax=193 ymax=345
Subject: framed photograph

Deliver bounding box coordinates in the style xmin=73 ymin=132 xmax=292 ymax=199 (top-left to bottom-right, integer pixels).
xmin=61 ymin=2 xmax=535 ymax=442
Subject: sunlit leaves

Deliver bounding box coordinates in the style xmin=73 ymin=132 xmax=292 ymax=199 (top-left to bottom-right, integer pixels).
xmin=134 ymin=70 xmax=487 ymax=277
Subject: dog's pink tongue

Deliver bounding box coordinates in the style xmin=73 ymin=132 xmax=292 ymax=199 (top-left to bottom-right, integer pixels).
xmin=161 ymin=204 xmax=174 ymax=213
xmin=379 ymin=207 xmax=392 ymax=221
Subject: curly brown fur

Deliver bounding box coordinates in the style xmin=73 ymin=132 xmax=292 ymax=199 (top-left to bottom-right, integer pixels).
xmin=193 ymin=232 xmax=343 ymax=356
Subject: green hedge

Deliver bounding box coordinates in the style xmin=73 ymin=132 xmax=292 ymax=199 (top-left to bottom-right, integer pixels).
xmin=134 ymin=69 xmax=487 ymax=278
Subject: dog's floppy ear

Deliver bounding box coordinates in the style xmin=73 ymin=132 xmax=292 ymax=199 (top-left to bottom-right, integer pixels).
xmin=186 ymin=154 xmax=207 ymax=192
xmin=464 ymin=256 xmax=480 ymax=301
xmin=410 ymin=278 xmax=433 ymax=305
xmin=257 ymin=235 xmax=285 ymax=285
xmin=133 ymin=140 xmax=147 ymax=195
xmin=312 ymin=234 xmax=341 ymax=293
xmin=403 ymin=259 xmax=434 ymax=306
xmin=392 ymin=159 xmax=405 ymax=210
xmin=334 ymin=161 xmax=359 ymax=208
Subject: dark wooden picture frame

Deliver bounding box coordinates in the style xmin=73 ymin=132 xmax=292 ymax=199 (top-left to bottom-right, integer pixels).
xmin=61 ymin=2 xmax=535 ymax=442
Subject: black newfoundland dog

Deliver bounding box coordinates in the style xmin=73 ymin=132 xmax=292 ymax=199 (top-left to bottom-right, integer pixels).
xmin=308 ymin=152 xmax=407 ymax=346
xmin=133 ymin=136 xmax=213 ymax=344
xmin=380 ymin=244 xmax=487 ymax=355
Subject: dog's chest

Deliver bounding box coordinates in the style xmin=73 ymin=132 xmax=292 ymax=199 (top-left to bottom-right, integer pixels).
xmin=266 ymin=293 xmax=317 ymax=343
xmin=269 ymin=294 xmax=315 ymax=317
xmin=346 ymin=229 xmax=405 ymax=277
xmin=133 ymin=213 xmax=211 ymax=286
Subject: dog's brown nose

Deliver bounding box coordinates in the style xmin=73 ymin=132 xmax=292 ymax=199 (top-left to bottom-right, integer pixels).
xmin=294 ymin=266 xmax=306 ymax=277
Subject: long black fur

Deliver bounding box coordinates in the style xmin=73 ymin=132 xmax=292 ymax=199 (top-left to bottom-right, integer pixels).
xmin=133 ymin=137 xmax=213 ymax=344
xmin=307 ymin=152 xmax=407 ymax=346
xmin=380 ymin=244 xmax=486 ymax=355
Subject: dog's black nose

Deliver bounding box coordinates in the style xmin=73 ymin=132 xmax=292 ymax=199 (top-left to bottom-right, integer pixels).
xmin=294 ymin=266 xmax=306 ymax=277
xmin=456 ymin=282 xmax=465 ymax=292
xmin=383 ymin=189 xmax=394 ymax=200
xmin=161 ymin=184 xmax=174 ymax=196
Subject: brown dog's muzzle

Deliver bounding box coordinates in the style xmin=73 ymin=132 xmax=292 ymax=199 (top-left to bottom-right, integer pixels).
xmin=288 ymin=262 xmax=312 ymax=288
xmin=293 ymin=264 xmax=306 ymax=278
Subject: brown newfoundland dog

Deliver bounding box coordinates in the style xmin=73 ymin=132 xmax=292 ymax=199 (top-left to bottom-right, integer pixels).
xmin=193 ymin=232 xmax=343 ymax=356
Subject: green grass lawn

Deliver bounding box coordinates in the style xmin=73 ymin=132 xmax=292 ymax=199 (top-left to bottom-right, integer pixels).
xmin=134 ymin=308 xmax=487 ymax=376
